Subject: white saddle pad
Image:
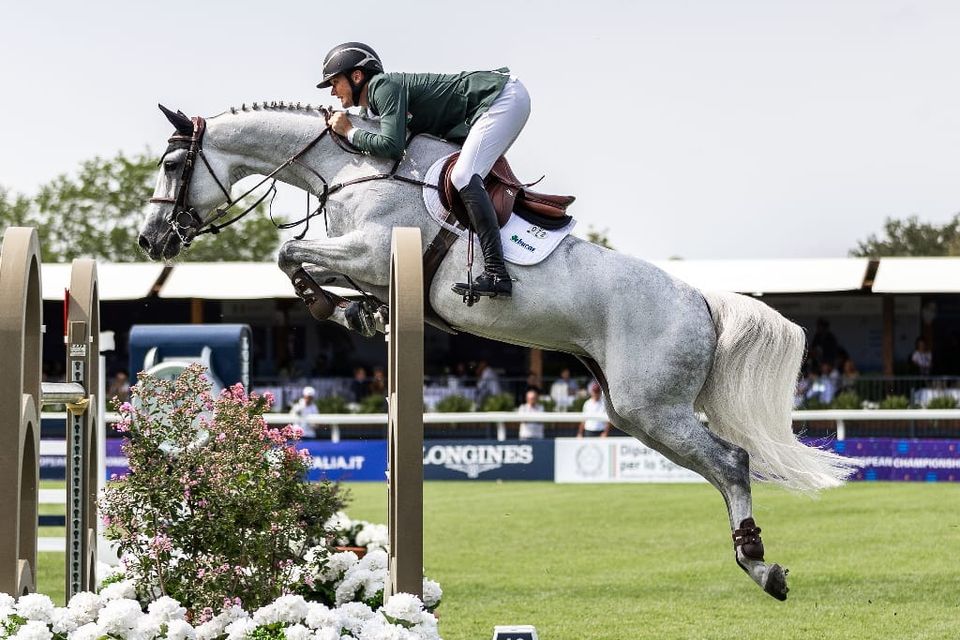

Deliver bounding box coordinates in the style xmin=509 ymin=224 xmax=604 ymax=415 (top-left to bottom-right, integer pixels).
xmin=421 ymin=153 xmax=576 ymax=266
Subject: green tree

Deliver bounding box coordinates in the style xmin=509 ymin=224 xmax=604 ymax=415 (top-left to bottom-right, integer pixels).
xmin=851 ymin=214 xmax=960 ymax=257
xmin=1 ymin=150 xmax=282 ymax=262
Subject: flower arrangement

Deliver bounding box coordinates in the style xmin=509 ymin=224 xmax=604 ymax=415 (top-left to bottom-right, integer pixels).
xmin=325 ymin=513 xmax=389 ymax=554
xmin=99 ymin=365 xmax=346 ymax=613
xmin=0 ymin=589 xmax=441 ymax=640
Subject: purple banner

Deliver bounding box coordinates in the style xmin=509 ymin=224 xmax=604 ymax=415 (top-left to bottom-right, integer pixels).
xmin=828 ymin=438 xmax=960 ymax=482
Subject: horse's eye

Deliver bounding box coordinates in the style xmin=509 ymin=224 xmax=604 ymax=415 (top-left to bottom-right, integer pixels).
xmin=164 ymin=160 xmax=178 ymax=171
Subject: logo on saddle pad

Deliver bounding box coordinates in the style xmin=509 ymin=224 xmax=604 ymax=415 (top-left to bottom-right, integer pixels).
xmin=510 ymin=235 xmax=536 ymax=253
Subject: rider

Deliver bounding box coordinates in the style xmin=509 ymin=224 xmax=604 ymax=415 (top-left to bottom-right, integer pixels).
xmin=318 ymin=41 xmax=530 ymax=299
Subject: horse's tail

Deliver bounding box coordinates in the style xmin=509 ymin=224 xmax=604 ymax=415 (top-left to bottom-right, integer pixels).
xmin=696 ymin=290 xmax=858 ymax=492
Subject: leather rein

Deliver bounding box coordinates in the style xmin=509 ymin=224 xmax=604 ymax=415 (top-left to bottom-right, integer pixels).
xmin=149 ymin=107 xmax=417 ymax=247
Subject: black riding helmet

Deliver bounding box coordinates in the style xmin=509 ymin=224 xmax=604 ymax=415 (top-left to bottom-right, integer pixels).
xmin=317 ymin=42 xmax=383 ymax=104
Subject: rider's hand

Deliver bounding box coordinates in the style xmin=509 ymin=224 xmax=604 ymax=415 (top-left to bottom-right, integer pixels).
xmin=329 ymin=112 xmax=352 ymax=137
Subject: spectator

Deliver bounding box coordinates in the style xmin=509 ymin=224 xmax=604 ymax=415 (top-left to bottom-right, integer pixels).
xmin=107 ymin=370 xmax=131 ymax=404
xmin=369 ymin=366 xmax=386 ymax=396
xmin=550 ymin=367 xmax=579 ymax=411
xmin=911 ymin=337 xmax=933 ymax=376
xmin=839 ymin=358 xmax=860 ymax=393
xmin=811 ymin=318 xmax=839 ymax=366
xmin=447 ymin=362 xmax=469 ymax=389
xmin=806 ymin=362 xmax=837 ymax=405
xmin=525 ymin=370 xmax=542 ymax=394
xmin=476 ymin=360 xmax=501 ymax=403
xmin=517 ymin=389 xmax=545 ymax=440
xmin=577 ymin=381 xmax=609 ymax=438
xmin=351 ymin=366 xmax=370 ymax=402
xmin=291 ymin=385 xmax=319 ymax=438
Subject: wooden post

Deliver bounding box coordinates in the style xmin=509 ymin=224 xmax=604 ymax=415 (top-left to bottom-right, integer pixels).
xmin=386 ymin=228 xmax=424 ymax=598
xmin=882 ymin=295 xmax=895 ymax=377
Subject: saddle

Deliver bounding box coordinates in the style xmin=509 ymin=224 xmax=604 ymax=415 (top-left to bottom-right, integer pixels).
xmin=438 ymin=152 xmax=576 ymax=231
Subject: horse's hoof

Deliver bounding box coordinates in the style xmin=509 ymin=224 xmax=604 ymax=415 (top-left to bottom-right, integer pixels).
xmin=345 ymin=302 xmax=377 ymax=338
xmin=763 ymin=564 xmax=789 ymax=601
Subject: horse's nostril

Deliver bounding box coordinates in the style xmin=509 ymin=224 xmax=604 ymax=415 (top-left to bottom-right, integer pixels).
xmin=138 ymin=235 xmax=151 ymax=252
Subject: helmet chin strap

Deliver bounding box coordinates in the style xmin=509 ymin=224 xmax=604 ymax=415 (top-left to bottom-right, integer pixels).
xmin=348 ymin=72 xmax=368 ymax=107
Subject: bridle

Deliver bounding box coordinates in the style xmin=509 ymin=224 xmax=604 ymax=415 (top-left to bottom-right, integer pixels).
xmin=149 ymin=107 xmax=373 ymax=247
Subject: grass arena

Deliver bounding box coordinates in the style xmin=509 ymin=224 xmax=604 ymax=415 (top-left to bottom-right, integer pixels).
xmin=34 ymin=481 xmax=959 ymax=640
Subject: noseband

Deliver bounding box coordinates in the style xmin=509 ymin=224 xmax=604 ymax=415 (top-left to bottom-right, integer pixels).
xmin=149 ymin=108 xmax=361 ymax=247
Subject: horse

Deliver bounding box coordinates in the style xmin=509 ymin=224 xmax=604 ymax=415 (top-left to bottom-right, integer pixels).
xmin=139 ymin=102 xmax=857 ymax=601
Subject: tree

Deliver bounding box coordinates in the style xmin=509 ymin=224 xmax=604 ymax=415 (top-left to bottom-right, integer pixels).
xmin=1 ymin=150 xmax=283 ymax=262
xmin=851 ymin=214 xmax=960 ymax=257
xmin=583 ymin=225 xmax=615 ymax=250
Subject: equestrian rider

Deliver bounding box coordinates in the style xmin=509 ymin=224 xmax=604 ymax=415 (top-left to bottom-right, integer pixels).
xmin=319 ymin=41 xmax=530 ymax=299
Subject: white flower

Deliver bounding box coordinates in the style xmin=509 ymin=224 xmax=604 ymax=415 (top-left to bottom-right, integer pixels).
xmin=320 ymin=552 xmax=359 ymax=583
xmin=303 ymin=546 xmax=329 ymax=565
xmin=355 ymin=525 xmax=388 ymax=551
xmin=133 ymin=614 xmax=162 ymax=640
xmin=70 ymin=622 xmax=103 ymax=640
xmin=273 ymin=595 xmax=309 ymax=624
xmin=97 ymin=598 xmax=143 ymax=634
xmin=66 ymin=592 xmax=103 ymax=625
xmin=12 ymin=620 xmax=53 ymax=640
xmin=420 ymin=580 xmax=442 ymax=610
xmin=311 ymin=629 xmax=340 ymax=640
xmin=195 ymin=607 xmax=245 ymax=640
xmin=100 ymin=579 xmax=137 ymax=601
xmin=282 ymin=624 xmax=312 ymax=640
xmin=410 ymin=612 xmax=440 ymax=640
xmin=224 ymin=618 xmax=256 ymax=640
xmin=357 ymin=550 xmax=387 ymax=573
xmin=336 ymin=603 xmax=374 ymax=636
xmin=304 ymin=603 xmax=337 ymax=630
xmin=50 ymin=608 xmax=80 ymax=634
xmin=0 ymin=593 xmax=16 ymax=618
xmin=335 ymin=569 xmax=370 ymax=606
xmin=165 ymin=618 xmax=197 ymax=640
xmin=147 ymin=597 xmax=186 ymax=622
xmin=381 ymin=594 xmax=424 ymax=627
xmin=15 ymin=594 xmax=56 ymax=623
xmin=324 ymin=511 xmax=353 ymax=532
xmin=361 ymin=570 xmax=387 ymax=602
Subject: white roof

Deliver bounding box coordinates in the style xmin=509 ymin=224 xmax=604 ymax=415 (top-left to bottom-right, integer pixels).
xmin=872 ymin=257 xmax=960 ymax=293
xmin=41 ymin=262 xmax=166 ymax=301
xmin=157 ymin=262 xmax=357 ymax=299
xmin=651 ymin=258 xmax=871 ymax=294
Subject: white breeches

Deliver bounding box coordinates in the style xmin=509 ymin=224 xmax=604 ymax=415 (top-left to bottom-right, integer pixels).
xmin=449 ymin=78 xmax=531 ymax=190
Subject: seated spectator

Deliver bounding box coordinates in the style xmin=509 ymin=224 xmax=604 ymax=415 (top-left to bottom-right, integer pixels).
xmin=107 ymin=370 xmax=131 ymax=404
xmin=517 ymin=389 xmax=545 ymax=440
xmin=811 ymin=318 xmax=839 ymax=366
xmin=806 ymin=362 xmax=837 ymax=405
xmin=839 ymin=358 xmax=859 ymax=393
xmin=351 ymin=366 xmax=370 ymax=402
xmin=911 ymin=338 xmax=933 ymax=376
xmin=369 ymin=366 xmax=386 ymax=396
xmin=550 ymin=367 xmax=579 ymax=411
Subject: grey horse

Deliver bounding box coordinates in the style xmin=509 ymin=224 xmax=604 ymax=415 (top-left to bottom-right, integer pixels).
xmin=139 ymin=103 xmax=857 ymax=601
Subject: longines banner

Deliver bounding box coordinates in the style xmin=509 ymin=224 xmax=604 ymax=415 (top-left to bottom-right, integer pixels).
xmin=422 ymin=439 xmax=555 ymax=480
xmin=554 ymin=437 xmax=707 ymax=483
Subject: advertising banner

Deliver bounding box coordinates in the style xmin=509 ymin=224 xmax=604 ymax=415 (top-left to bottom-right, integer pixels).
xmin=554 ymin=437 xmax=707 ymax=483
xmin=829 ymin=438 xmax=960 ymax=482
xmin=422 ymin=439 xmax=555 ymax=480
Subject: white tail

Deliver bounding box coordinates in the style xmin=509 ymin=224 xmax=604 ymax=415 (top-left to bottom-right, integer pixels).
xmin=696 ymin=291 xmax=858 ymax=492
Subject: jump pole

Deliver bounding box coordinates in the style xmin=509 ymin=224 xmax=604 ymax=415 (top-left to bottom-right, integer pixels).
xmin=0 ymin=226 xmax=99 ymax=600
xmin=385 ymin=227 xmax=424 ymax=598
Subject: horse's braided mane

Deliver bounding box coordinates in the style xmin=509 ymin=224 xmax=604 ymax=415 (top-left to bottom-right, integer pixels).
xmin=223 ymin=101 xmax=328 ymax=116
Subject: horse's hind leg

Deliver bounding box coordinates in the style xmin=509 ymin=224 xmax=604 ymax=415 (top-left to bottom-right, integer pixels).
xmin=608 ymin=399 xmax=789 ymax=601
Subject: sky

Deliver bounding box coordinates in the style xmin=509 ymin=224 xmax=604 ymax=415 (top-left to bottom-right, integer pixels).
xmin=2 ymin=0 xmax=959 ymax=260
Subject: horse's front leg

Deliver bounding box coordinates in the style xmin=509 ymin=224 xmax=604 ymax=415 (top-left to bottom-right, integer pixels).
xmin=279 ymin=233 xmax=387 ymax=337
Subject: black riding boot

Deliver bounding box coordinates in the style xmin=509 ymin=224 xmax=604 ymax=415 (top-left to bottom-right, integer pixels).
xmin=452 ymin=174 xmax=512 ymax=299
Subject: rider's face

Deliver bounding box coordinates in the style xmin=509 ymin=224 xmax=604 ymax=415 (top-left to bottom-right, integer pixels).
xmin=329 ymin=74 xmax=354 ymax=108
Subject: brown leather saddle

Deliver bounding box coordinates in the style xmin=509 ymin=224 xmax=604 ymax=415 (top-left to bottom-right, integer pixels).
xmin=438 ymin=152 xmax=575 ymax=230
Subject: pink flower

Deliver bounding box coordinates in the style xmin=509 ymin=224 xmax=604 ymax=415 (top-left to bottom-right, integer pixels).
xmin=263 ymin=391 xmax=275 ymax=408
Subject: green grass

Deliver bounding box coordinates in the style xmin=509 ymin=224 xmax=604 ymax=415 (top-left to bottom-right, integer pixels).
xmin=36 ymin=482 xmax=960 ymax=639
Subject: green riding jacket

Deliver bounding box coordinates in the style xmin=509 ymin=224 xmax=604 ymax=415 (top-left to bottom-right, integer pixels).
xmin=351 ymin=68 xmax=510 ymax=160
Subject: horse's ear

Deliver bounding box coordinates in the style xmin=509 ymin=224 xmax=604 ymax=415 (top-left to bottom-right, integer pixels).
xmin=159 ymin=103 xmax=194 ymax=136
